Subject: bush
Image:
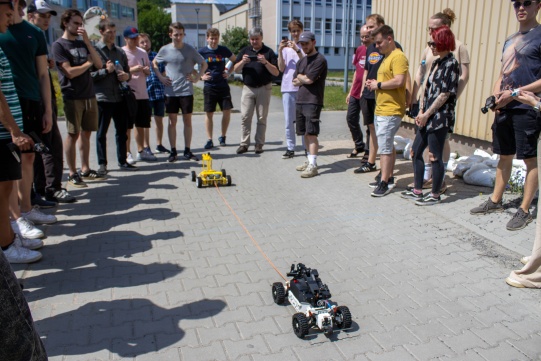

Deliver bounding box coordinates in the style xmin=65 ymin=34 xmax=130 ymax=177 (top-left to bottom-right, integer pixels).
xmin=221 ymin=27 xmax=249 ymax=55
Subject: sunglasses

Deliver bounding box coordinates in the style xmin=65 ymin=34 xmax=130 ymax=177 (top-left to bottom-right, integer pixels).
xmin=513 ymin=0 xmax=536 ymax=9
xmin=426 ymin=26 xmax=439 ymax=32
xmin=427 ymin=41 xmax=437 ymax=48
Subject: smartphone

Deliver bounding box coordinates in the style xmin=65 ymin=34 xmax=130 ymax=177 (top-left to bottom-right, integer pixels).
xmin=248 ymin=55 xmax=258 ymax=61
xmin=282 ymin=36 xmax=289 ymax=41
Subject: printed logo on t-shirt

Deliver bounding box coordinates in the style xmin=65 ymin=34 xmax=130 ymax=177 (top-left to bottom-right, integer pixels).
xmin=368 ymin=52 xmax=382 ymax=65
xmin=358 ymin=55 xmax=366 ymax=68
xmin=206 ymin=55 xmax=225 ymax=63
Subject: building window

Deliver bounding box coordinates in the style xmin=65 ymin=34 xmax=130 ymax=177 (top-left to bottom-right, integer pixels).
xmin=334 ymin=47 xmax=340 ymax=55
xmin=293 ymin=0 xmax=300 ymax=3
xmin=304 ymin=18 xmax=311 ymax=31
xmin=282 ymin=16 xmax=289 ymax=32
xmin=315 ymin=17 xmax=322 ymax=34
xmin=315 ymin=0 xmax=321 ymax=5
xmin=356 ymin=20 xmax=363 ymax=33
xmin=336 ymin=0 xmax=342 ymax=4
xmin=77 ymin=0 xmax=87 ymax=11
xmin=50 ymin=0 xmax=60 ymax=4
xmin=325 ymin=18 xmax=332 ymax=34
xmin=326 ymin=0 xmax=333 ymax=6
xmin=335 ymin=19 xmax=342 ymax=32
xmin=110 ymin=3 xmax=120 ymax=18
xmin=323 ymin=47 xmax=330 ymax=55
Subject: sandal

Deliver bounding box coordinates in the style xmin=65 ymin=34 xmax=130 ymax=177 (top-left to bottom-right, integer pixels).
xmin=347 ymin=148 xmax=364 ymax=158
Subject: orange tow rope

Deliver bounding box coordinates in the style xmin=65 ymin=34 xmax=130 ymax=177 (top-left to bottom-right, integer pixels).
xmin=213 ymin=182 xmax=287 ymax=281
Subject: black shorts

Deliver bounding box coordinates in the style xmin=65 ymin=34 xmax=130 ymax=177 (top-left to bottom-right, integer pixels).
xmin=0 ymin=139 xmax=22 ymax=182
xmin=360 ymin=97 xmax=375 ymax=126
xmin=19 ymin=97 xmax=44 ymax=136
xmin=203 ymin=86 xmax=233 ymax=113
xmin=128 ymin=99 xmax=152 ymax=129
xmin=296 ymin=104 xmax=322 ymax=136
xmin=149 ymin=99 xmax=165 ymax=117
xmin=165 ymin=95 xmax=194 ymax=115
xmin=492 ymin=109 xmax=541 ymax=160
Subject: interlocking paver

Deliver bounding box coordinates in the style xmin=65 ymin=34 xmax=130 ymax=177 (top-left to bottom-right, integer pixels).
xmin=9 ymin=84 xmax=541 ymax=360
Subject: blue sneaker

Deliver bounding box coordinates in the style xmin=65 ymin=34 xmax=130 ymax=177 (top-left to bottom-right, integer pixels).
xmin=218 ymin=136 xmax=226 ymax=146
xmin=204 ymin=139 xmax=214 ymax=149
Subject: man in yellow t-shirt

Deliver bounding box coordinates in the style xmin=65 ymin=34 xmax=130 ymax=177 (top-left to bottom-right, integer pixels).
xmin=366 ymin=25 xmax=408 ymax=197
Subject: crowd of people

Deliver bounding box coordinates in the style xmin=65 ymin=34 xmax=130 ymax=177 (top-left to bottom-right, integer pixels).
xmin=1 ymin=0 xmax=541 ymax=359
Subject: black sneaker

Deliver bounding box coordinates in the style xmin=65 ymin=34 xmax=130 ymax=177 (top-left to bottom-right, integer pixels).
xmin=282 ymin=150 xmax=295 ymax=159
xmin=371 ymin=181 xmax=390 ymax=197
xmin=79 ymin=169 xmax=107 ymax=181
xmin=218 ymin=136 xmax=226 ymax=146
xmin=46 ymin=188 xmax=76 ymax=203
xmin=168 ymin=152 xmax=177 ymax=162
xmin=401 ymin=189 xmax=423 ymax=200
xmin=415 ymin=194 xmax=441 ymax=206
xmin=369 ymin=176 xmax=394 ymax=189
xmin=155 ymin=144 xmax=171 ymax=154
xmin=118 ymin=163 xmax=139 ymax=171
xmin=68 ymin=173 xmax=87 ymax=188
xmin=32 ymin=193 xmax=57 ymax=208
xmin=354 ymin=162 xmax=376 ymax=174
xmin=183 ymin=151 xmax=198 ymax=161
xmin=204 ymin=139 xmax=214 ymax=149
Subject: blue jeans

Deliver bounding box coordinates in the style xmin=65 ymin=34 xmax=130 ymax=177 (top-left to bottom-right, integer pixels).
xmin=0 ymin=250 xmax=47 ymax=360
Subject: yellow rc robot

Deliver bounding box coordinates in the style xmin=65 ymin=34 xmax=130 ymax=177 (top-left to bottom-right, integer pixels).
xmin=191 ymin=153 xmax=232 ymax=188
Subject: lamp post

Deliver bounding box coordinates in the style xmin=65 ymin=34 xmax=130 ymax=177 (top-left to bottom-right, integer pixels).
xmin=195 ymin=8 xmax=200 ymax=48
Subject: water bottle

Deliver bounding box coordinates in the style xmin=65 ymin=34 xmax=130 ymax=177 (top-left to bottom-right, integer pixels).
xmin=114 ymin=60 xmax=129 ymax=89
xmin=419 ymin=59 xmax=427 ymax=85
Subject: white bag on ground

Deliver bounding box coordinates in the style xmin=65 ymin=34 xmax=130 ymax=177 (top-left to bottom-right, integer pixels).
xmin=463 ymin=163 xmax=496 ymax=187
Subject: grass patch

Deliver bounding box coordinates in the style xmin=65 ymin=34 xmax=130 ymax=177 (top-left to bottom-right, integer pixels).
xmin=270 ymin=83 xmax=348 ymax=111
xmin=327 ymin=70 xmax=354 ymax=82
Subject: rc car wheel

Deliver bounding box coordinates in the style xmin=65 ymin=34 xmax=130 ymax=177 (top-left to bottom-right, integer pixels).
xmin=335 ymin=306 xmax=352 ymax=329
xmin=191 ymin=171 xmax=196 ymax=182
xmin=226 ymin=175 xmax=232 ymax=186
xmin=271 ymin=282 xmax=285 ymax=304
xmin=221 ymin=169 xmax=227 ymax=178
xmin=292 ymin=313 xmax=309 ymax=339
xmin=196 ymin=177 xmax=203 ymax=188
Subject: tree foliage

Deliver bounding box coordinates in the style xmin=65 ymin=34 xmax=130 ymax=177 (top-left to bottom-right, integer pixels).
xmin=137 ymin=0 xmax=171 ymax=51
xmin=221 ymin=26 xmax=249 ymax=55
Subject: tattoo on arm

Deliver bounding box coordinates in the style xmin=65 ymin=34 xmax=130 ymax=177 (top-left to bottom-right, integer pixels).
xmin=426 ymin=93 xmax=450 ymax=115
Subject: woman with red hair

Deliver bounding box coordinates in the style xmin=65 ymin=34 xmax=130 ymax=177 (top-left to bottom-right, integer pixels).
xmin=401 ymin=26 xmax=459 ymax=205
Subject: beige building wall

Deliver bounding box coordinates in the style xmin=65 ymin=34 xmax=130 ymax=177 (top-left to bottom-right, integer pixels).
xmin=260 ymin=1 xmax=278 ymax=49
xmin=212 ymin=3 xmax=249 ymax=35
xmin=374 ymin=0 xmax=541 ymax=142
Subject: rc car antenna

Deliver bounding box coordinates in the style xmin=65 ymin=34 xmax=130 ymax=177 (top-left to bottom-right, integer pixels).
xmin=213 ymin=183 xmax=287 ymax=281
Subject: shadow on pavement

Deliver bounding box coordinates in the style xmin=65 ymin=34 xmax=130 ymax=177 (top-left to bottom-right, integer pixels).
xmin=35 ymin=298 xmax=227 ymax=358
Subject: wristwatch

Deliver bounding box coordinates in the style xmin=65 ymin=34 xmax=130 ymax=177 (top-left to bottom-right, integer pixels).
xmin=534 ymin=101 xmax=541 ymax=112
xmin=377 ymin=82 xmax=382 ymax=90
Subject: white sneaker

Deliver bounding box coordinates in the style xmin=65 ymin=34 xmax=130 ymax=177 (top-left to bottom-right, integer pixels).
xmin=127 ymin=152 xmax=136 ymax=165
xmin=296 ymin=160 xmax=309 ymax=171
xmin=18 ymin=234 xmax=44 ymax=250
xmin=300 ymin=164 xmax=318 ymax=178
xmin=22 ymin=207 xmax=57 ymax=225
xmin=3 ymin=236 xmax=42 ymax=263
xmin=11 ymin=217 xmax=44 ymax=239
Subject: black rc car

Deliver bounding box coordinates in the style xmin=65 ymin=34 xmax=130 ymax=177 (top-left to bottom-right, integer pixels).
xmin=271 ymin=263 xmax=352 ymax=338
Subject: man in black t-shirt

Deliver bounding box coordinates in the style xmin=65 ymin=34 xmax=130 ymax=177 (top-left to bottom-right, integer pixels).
xmin=233 ymin=27 xmax=279 ymax=155
xmin=293 ymin=31 xmax=327 ymax=178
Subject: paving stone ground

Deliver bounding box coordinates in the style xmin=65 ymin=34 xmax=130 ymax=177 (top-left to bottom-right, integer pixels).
xmin=13 ymin=84 xmax=541 ymax=360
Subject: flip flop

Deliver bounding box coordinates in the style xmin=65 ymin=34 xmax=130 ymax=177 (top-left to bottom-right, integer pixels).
xmin=347 ymin=148 xmax=364 ymax=158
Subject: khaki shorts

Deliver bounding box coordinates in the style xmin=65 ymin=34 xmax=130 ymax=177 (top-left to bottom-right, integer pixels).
xmin=63 ymin=98 xmax=98 ymax=134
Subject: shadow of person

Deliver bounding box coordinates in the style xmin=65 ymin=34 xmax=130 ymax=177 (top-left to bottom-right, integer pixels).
xmin=19 ymin=230 xmax=184 ymax=302
xmin=34 ymin=298 xmax=227 ymax=358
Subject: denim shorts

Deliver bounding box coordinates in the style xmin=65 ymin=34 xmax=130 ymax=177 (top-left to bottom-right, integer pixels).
xmin=375 ymin=115 xmax=402 ymax=154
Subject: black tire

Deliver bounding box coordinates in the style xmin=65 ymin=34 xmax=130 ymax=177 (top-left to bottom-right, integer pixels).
xmin=221 ymin=169 xmax=227 ymax=178
xmin=196 ymin=177 xmax=203 ymax=188
xmin=292 ymin=313 xmax=309 ymax=339
xmin=226 ymin=175 xmax=232 ymax=186
xmin=335 ymin=306 xmax=352 ymax=329
xmin=191 ymin=171 xmax=196 ymax=182
xmin=272 ymin=282 xmax=285 ymax=304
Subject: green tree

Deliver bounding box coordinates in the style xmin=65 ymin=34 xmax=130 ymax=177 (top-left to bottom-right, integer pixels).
xmin=221 ymin=26 xmax=249 ymax=55
xmin=137 ymin=0 xmax=171 ymax=50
